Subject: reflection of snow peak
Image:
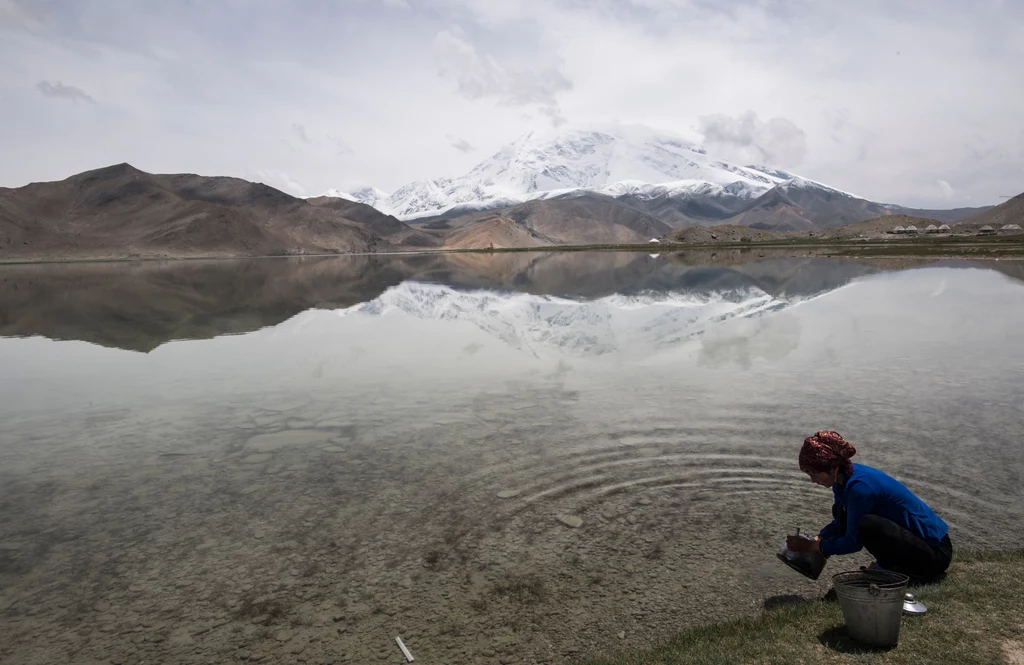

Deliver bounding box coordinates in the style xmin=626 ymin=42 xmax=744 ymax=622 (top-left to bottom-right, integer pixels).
xmin=342 ymin=282 xmax=789 ymax=356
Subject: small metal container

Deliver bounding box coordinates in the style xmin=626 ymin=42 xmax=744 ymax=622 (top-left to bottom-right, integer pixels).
xmin=777 ymin=532 xmax=826 ymax=580
xmin=903 ymin=592 xmax=927 ymax=615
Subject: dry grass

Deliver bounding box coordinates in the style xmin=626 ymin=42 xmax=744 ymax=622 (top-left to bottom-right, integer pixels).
xmin=587 ymin=550 xmax=1024 ymax=665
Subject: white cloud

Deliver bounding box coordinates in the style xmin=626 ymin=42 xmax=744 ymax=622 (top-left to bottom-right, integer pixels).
xmin=432 ymin=28 xmax=571 ymax=119
xmin=937 ymin=180 xmax=954 ymax=200
xmin=447 ymin=135 xmax=475 ymax=153
xmin=0 ymin=0 xmax=1021 ymax=207
xmin=291 ymin=122 xmax=311 ymax=143
xmin=697 ymin=111 xmax=807 ymax=167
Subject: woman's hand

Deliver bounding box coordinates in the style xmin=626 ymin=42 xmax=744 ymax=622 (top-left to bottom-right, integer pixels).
xmin=786 ymin=535 xmax=822 ymax=553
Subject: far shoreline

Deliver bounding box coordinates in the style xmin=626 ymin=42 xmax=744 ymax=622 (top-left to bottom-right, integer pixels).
xmin=2 ymin=234 xmax=1024 ymax=267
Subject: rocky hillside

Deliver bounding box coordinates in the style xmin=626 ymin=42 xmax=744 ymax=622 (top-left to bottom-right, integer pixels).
xmin=954 ymin=192 xmax=1024 ymax=231
xmin=0 ymin=164 xmax=425 ymax=260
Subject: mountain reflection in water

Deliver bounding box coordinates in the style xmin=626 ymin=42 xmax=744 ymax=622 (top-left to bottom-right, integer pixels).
xmin=4 ymin=250 xmax=1021 ymax=352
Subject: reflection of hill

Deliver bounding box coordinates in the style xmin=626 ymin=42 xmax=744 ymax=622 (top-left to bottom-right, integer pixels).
xmin=0 ymin=258 xmax=409 ymax=352
xmin=1 ymin=253 xmax=1020 ymax=352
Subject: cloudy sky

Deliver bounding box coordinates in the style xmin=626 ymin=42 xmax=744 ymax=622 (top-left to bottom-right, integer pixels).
xmin=1 ymin=0 xmax=1021 ymax=207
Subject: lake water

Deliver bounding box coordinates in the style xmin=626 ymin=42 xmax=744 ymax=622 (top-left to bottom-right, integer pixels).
xmin=1 ymin=251 xmax=1023 ymax=664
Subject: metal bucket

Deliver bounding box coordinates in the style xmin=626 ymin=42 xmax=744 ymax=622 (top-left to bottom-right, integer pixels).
xmin=832 ymin=570 xmax=910 ymax=648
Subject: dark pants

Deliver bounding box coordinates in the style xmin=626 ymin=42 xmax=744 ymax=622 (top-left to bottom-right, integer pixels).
xmin=858 ymin=514 xmax=953 ymax=581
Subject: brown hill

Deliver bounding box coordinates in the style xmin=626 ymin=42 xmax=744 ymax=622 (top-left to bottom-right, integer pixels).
xmin=886 ymin=205 xmax=990 ymax=224
xmin=814 ymin=214 xmax=945 ymax=239
xmin=662 ymin=224 xmax=786 ymax=243
xmin=954 ymin=192 xmax=1024 ymax=232
xmin=724 ymin=182 xmax=893 ymax=232
xmin=440 ymin=197 xmax=672 ymax=248
xmin=305 ymin=196 xmax=440 ymax=248
xmin=444 ymin=216 xmax=551 ymax=249
xmin=0 ymin=164 xmax=419 ymax=260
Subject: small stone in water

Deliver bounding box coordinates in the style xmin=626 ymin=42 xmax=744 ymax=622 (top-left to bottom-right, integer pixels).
xmin=557 ymin=515 xmax=583 ymax=528
xmin=497 ymin=489 xmax=522 ymax=499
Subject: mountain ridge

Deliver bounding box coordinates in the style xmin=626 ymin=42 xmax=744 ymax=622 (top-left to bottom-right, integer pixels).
xmin=318 ymin=125 xmax=991 ymax=231
xmin=1 ymin=163 xmax=1014 ymax=261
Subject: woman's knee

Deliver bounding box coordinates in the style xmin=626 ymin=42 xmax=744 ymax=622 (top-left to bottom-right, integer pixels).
xmin=858 ymin=514 xmax=888 ymax=545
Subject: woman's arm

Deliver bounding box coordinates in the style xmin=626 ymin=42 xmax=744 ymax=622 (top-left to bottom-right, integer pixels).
xmin=818 ymin=518 xmax=841 ymax=540
xmin=820 ymin=483 xmax=874 ymax=556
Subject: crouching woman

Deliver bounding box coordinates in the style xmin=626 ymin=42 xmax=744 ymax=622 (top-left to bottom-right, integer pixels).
xmin=786 ymin=430 xmax=953 ymax=582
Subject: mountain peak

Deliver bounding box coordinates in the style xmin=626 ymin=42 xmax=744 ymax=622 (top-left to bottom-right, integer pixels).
xmin=74 ymin=162 xmax=146 ymax=181
xmin=370 ymin=124 xmax=800 ymax=220
xmin=315 ymin=185 xmax=390 ymax=207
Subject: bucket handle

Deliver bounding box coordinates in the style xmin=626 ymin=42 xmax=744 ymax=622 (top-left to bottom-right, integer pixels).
xmin=869 ymin=583 xmax=881 ymax=597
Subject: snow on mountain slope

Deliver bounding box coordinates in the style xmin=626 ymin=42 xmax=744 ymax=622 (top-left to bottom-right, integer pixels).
xmin=333 ymin=281 xmax=792 ymax=358
xmin=350 ymin=125 xmax=822 ymax=220
xmin=596 ymin=179 xmax=767 ymax=202
xmin=316 ymin=188 xmax=357 ymax=202
xmin=775 ymin=176 xmax=859 ymax=200
xmin=314 ymin=185 xmax=390 ymax=207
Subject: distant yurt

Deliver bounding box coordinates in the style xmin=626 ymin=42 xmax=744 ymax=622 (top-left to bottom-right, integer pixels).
xmin=925 ymin=224 xmax=938 ymax=233
xmin=892 ymin=225 xmax=906 ymax=234
xmin=938 ymin=224 xmax=951 ymax=233
xmin=1001 ymin=224 xmax=1022 ymax=233
xmin=905 ymin=225 xmax=919 ymax=234
xmin=649 ymin=238 xmax=661 ymax=244
xmin=979 ymin=225 xmax=996 ymax=235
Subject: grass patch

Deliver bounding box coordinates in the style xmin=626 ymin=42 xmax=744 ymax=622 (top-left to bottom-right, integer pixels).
xmin=586 ymin=550 xmax=1024 ymax=665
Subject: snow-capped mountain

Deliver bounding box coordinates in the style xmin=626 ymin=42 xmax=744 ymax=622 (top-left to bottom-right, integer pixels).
xmin=317 ymin=188 xmax=358 ymax=202
xmin=315 ymin=185 xmax=390 ymax=208
xmin=326 ymin=124 xmax=835 ymax=221
xmin=334 ymin=281 xmax=794 ymax=358
xmin=348 ymin=186 xmax=390 ymax=208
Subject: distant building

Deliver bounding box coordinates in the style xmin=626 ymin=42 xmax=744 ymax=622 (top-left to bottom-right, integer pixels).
xmin=925 ymin=224 xmax=938 ymax=233
xmin=938 ymin=224 xmax=951 ymax=233
xmin=979 ymin=225 xmax=996 ymax=235
xmin=1001 ymin=224 xmax=1022 ymax=233
xmin=649 ymin=238 xmax=661 ymax=243
xmin=905 ymin=225 xmax=919 ymax=234
xmin=892 ymin=225 xmax=906 ymax=234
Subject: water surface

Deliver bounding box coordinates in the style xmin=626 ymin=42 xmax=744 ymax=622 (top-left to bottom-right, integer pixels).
xmin=1 ymin=252 xmax=1022 ymax=664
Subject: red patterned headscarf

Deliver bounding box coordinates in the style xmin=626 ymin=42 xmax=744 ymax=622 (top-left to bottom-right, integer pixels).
xmin=799 ymin=430 xmax=856 ymax=475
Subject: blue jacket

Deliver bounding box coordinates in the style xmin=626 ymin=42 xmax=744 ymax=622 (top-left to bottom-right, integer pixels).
xmin=818 ymin=463 xmax=949 ymax=556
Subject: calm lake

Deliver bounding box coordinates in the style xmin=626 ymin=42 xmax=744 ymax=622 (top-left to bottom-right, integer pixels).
xmin=1 ymin=251 xmax=1023 ymax=665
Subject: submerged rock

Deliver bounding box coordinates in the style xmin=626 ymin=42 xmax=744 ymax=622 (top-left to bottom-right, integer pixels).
xmin=557 ymin=515 xmax=583 ymax=528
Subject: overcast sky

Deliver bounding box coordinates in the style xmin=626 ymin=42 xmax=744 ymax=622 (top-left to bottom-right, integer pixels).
xmin=1 ymin=0 xmax=1021 ymax=207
